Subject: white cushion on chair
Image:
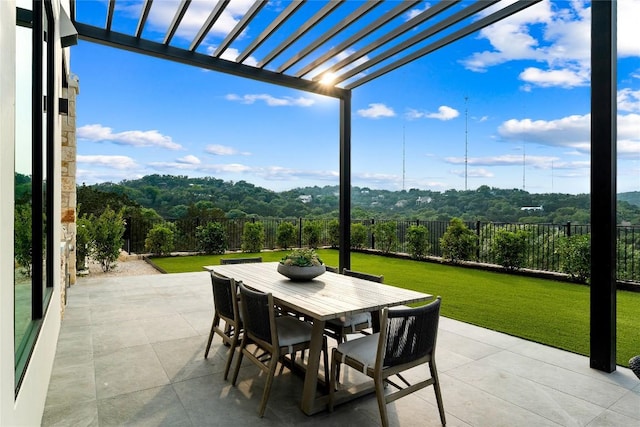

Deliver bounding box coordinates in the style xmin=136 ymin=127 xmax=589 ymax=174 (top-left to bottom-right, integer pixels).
xmin=276 ymin=316 xmax=313 ymax=351
xmin=336 ymin=332 xmax=379 ymax=370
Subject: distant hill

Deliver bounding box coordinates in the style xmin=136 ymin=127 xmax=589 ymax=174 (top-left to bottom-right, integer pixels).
xmin=618 ymin=191 xmax=640 ymax=207
xmin=80 ymin=175 xmax=640 ymax=225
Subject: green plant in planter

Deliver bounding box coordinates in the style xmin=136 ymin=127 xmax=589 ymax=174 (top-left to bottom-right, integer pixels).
xmin=279 ymin=248 xmax=323 ymax=267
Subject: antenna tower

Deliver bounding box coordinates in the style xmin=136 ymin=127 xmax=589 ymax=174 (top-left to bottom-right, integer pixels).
xmin=402 ymin=125 xmax=406 ymax=191
xmin=464 ymin=96 xmax=469 ymax=191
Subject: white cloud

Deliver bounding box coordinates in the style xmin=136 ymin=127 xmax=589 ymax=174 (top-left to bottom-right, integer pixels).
xmin=519 ymin=67 xmax=588 ymax=88
xmin=450 ymin=168 xmax=494 ymax=178
xmin=357 ymin=103 xmax=395 ymax=119
xmin=460 ymin=1 xmax=640 ymax=89
xmin=406 ymin=106 xmax=459 ymax=121
xmin=205 ymin=144 xmax=251 ymax=156
xmin=77 ymin=155 xmax=137 ymax=170
xmin=78 ymin=124 xmax=183 ymax=150
xmin=497 ymin=111 xmax=640 ymax=158
xmin=618 ymin=88 xmax=640 ymax=113
xmin=225 ymin=93 xmax=315 ymax=107
xmin=207 ymin=46 xmax=258 ymax=66
xmin=176 ymin=155 xmax=201 ymax=165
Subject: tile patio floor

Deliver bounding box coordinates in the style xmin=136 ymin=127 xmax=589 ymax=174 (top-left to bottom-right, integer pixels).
xmin=42 ymin=272 xmax=640 ymax=426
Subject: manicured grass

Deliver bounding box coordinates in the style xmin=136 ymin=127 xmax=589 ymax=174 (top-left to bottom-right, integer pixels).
xmin=151 ymin=249 xmax=640 ymax=367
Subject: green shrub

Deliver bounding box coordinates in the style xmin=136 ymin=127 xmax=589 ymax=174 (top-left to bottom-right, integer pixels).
xmin=302 ymin=220 xmax=322 ymax=248
xmin=89 ymin=207 xmax=125 ymax=272
xmin=145 ymin=223 xmax=175 ymax=256
xmin=76 ymin=215 xmax=91 ymax=271
xmin=372 ymin=221 xmax=397 ymax=253
xmin=350 ymin=223 xmax=368 ymax=249
xmin=328 ymin=219 xmax=340 ymax=248
xmin=440 ymin=218 xmax=477 ymax=263
xmin=492 ymin=229 xmax=529 ymax=270
xmin=241 ymin=221 xmax=264 ymax=253
xmin=556 ymin=234 xmax=591 ymax=283
xmin=196 ymin=221 xmax=228 ymax=254
xmin=406 ymin=225 xmax=430 ymax=259
xmin=276 ymin=221 xmax=297 ymax=249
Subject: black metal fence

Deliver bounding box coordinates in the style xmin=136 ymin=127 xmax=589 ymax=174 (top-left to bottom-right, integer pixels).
xmin=124 ymin=217 xmax=640 ymax=283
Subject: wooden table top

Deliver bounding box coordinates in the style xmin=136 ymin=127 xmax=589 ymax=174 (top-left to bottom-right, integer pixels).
xmin=205 ymin=262 xmax=432 ymax=322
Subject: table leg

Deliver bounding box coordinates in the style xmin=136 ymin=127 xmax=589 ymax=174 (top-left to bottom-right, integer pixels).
xmin=301 ymin=319 xmax=326 ymax=415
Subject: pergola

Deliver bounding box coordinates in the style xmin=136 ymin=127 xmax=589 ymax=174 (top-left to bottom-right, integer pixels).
xmin=69 ymin=0 xmax=618 ymax=372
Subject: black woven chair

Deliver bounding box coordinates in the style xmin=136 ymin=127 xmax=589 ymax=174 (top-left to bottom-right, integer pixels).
xmin=630 ymin=355 xmax=640 ymax=379
xmin=232 ymin=282 xmax=329 ymax=417
xmin=324 ymin=269 xmax=384 ymax=344
xmin=329 ymin=297 xmax=445 ymax=427
xmin=220 ymin=257 xmax=262 ymax=264
xmin=204 ymin=272 xmax=242 ymax=380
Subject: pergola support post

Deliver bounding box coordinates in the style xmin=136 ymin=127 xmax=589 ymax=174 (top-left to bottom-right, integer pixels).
xmin=338 ymin=91 xmax=352 ymax=273
xmin=590 ymin=0 xmax=617 ymax=373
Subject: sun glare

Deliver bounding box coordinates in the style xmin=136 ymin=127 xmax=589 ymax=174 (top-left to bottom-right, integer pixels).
xmin=320 ymin=72 xmax=337 ymax=85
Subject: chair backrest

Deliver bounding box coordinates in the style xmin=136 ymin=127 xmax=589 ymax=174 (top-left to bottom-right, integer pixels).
xmin=380 ymin=297 xmax=441 ymax=367
xmin=210 ymin=272 xmax=238 ymax=321
xmin=220 ymin=257 xmax=263 ymax=264
xmin=325 ymin=265 xmax=339 ymax=273
xmin=343 ymin=268 xmax=384 ymax=283
xmin=238 ymin=282 xmax=275 ymax=346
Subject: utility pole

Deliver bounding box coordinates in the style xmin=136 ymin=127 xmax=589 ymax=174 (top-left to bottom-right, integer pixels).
xmin=464 ymin=96 xmax=469 ymax=191
xmin=402 ymin=125 xmax=406 ymax=191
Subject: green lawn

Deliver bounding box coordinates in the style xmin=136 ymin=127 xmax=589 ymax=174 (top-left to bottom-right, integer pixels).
xmin=151 ymin=249 xmax=640 ymax=367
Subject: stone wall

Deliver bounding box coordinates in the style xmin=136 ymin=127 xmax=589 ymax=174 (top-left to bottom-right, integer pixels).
xmin=60 ymin=76 xmax=79 ymax=312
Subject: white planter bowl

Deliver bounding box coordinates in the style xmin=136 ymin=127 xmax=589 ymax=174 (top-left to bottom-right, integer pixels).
xmin=277 ymin=264 xmax=326 ymax=281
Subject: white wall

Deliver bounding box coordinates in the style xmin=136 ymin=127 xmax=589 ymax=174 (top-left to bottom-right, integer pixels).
xmin=0 ymin=0 xmax=64 ymax=424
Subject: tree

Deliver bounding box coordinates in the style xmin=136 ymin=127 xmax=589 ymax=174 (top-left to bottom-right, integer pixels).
xmin=88 ymin=207 xmax=126 ymax=272
xmin=14 ymin=204 xmax=33 ymax=276
xmin=145 ymin=223 xmax=175 ymax=256
xmin=440 ymin=218 xmax=477 ymax=263
xmin=406 ymin=225 xmax=430 ymax=259
xmin=241 ymin=222 xmax=264 ymax=253
xmin=76 ymin=215 xmax=91 ymax=271
xmin=302 ymin=220 xmax=322 ymax=248
xmin=372 ymin=221 xmax=398 ymax=253
xmin=196 ymin=222 xmax=228 ymax=254
xmin=276 ymin=221 xmax=297 ymax=249
xmin=492 ymin=229 xmax=529 ymax=270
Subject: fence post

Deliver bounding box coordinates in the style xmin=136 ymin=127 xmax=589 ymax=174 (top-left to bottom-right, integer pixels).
xmin=298 ymin=218 xmax=303 ymax=248
xmin=476 ymin=220 xmax=481 ymax=260
xmin=124 ymin=217 xmax=132 ymax=254
xmin=370 ymin=218 xmax=375 ymax=250
xmin=566 ymin=221 xmax=572 ymax=238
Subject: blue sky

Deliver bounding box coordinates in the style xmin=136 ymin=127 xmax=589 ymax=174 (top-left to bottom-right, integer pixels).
xmin=71 ymin=0 xmax=640 ymax=195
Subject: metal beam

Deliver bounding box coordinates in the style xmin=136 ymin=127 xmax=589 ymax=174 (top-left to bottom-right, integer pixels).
xmin=346 ymin=0 xmax=541 ymax=89
xmin=237 ymin=0 xmax=305 ymax=63
xmin=590 ymin=0 xmax=617 ymax=373
xmin=189 ymin=0 xmax=230 ymax=51
xmin=295 ymin=0 xmax=420 ymax=79
xmin=316 ymin=0 xmax=462 ymax=82
xmin=257 ymin=0 xmax=345 ymax=69
xmin=164 ymin=0 xmax=191 ymax=45
xmin=106 ymin=0 xmax=115 ymax=31
xmin=135 ymin=0 xmax=153 ymax=39
xmin=277 ymin=0 xmax=382 ymax=74
xmin=75 ymin=22 xmax=348 ymax=99
xmin=339 ymin=91 xmax=352 ymax=273
xmin=213 ymin=0 xmax=266 ymax=58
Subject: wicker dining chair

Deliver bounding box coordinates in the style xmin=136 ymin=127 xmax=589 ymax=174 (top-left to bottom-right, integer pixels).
xmin=231 ymin=282 xmax=329 ymax=417
xmin=204 ymin=272 xmax=242 ymax=380
xmin=324 ymin=269 xmax=384 ymax=344
xmin=329 ymin=297 xmax=445 ymax=427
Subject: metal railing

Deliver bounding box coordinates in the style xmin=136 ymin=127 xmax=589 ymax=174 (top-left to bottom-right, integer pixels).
xmin=123 ymin=217 xmax=640 ymax=283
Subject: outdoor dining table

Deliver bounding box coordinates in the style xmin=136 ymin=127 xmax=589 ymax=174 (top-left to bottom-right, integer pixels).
xmin=205 ymin=261 xmax=433 ymax=415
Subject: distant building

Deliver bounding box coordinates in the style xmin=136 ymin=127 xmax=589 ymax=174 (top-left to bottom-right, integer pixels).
xmin=298 ymin=195 xmax=313 ymax=203
xmin=520 ymin=206 xmax=544 ymax=211
xmin=416 ymin=196 xmax=432 ymax=205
